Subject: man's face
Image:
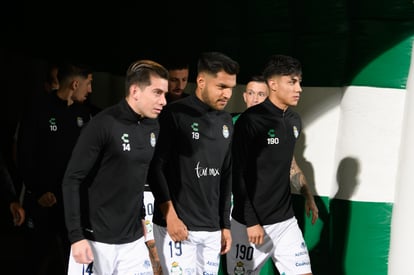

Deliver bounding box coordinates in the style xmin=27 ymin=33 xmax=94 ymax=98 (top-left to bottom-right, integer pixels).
xmin=268 ymin=74 xmax=302 ymax=109
xmin=243 ymin=81 xmax=269 ymax=108
xmin=168 ymin=68 xmax=189 ymax=97
xmin=196 ymin=71 xmax=236 ymax=111
xmin=72 ymin=73 xmax=93 ymax=103
xmin=133 ymin=75 xmax=168 ymax=119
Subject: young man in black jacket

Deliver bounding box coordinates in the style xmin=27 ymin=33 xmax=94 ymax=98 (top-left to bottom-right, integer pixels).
xmin=148 ymin=51 xmax=239 ymax=275
xmin=227 ymin=54 xmax=318 ymax=275
xmin=62 ymin=60 xmax=169 ymax=274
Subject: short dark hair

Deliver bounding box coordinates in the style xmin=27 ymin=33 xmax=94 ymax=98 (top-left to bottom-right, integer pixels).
xmin=57 ymin=63 xmax=92 ymax=85
xmin=262 ymin=54 xmax=302 ymax=79
xmin=248 ymin=75 xmax=266 ymax=84
xmin=125 ymin=59 xmax=169 ymax=95
xmin=197 ymin=51 xmax=239 ymax=76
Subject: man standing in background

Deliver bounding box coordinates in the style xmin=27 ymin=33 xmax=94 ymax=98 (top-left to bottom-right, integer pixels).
xmin=232 ymin=75 xmax=269 ymax=123
xmin=17 ymin=62 xmax=95 ymax=275
xmin=164 ymin=57 xmax=191 ymax=104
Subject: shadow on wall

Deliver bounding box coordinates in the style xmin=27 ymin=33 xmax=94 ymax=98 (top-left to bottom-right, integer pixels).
xmin=293 ymin=131 xmax=360 ymax=275
xmin=293 ymin=131 xmax=330 ymax=274
xmin=329 ymin=157 xmax=359 ymax=275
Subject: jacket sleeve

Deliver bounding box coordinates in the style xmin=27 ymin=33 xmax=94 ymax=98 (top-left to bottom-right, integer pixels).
xmin=232 ymin=115 xmax=260 ymax=227
xmin=62 ymin=118 xmax=105 ymax=244
xmin=219 ymin=136 xmax=232 ymax=229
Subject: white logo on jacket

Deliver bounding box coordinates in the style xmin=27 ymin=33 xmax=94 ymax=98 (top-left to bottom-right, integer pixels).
xmin=194 ymin=161 xmax=220 ymax=178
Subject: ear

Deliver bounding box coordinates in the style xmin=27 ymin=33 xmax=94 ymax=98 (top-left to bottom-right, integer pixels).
xmin=242 ymin=92 xmax=248 ymax=103
xmin=197 ymin=73 xmax=205 ymax=89
xmin=71 ymin=79 xmax=79 ymax=90
xmin=267 ymin=78 xmax=278 ymax=92
xmin=130 ymin=84 xmax=140 ymax=100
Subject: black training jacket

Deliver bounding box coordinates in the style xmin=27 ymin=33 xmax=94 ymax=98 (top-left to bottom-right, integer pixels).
xmin=62 ymin=99 xmax=159 ymax=244
xmin=231 ymin=98 xmax=301 ymax=227
xmin=148 ymin=95 xmax=233 ymax=231
xmin=17 ymin=91 xmax=93 ymax=232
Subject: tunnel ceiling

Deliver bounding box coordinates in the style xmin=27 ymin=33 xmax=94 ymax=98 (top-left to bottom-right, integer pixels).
xmin=2 ymin=0 xmax=413 ymax=85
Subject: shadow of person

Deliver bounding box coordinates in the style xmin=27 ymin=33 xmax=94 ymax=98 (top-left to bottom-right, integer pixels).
xmin=329 ymin=157 xmax=359 ymax=275
xmin=291 ymin=131 xmax=331 ymax=275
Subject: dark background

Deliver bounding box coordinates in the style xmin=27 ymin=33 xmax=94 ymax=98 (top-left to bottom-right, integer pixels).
xmin=1 ymin=0 xmax=413 ymax=195
xmin=2 ymin=0 xmax=414 ymax=85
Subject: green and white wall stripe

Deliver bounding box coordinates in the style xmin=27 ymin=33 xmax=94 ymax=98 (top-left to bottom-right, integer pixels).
xmin=222 ymin=43 xmax=411 ymax=274
xmin=274 ymin=33 xmax=412 ymax=275
xmin=288 ymin=24 xmax=413 ymax=275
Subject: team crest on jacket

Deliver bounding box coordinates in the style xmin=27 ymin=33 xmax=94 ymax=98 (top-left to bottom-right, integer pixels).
xmin=293 ymin=126 xmax=299 ymax=139
xmin=222 ymin=125 xmax=229 ymax=138
xmin=150 ymin=132 xmax=156 ymax=147
xmin=76 ymin=116 xmax=84 ymax=127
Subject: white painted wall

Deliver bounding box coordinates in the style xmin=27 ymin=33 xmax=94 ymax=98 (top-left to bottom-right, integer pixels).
xmin=388 ymin=43 xmax=414 ymax=275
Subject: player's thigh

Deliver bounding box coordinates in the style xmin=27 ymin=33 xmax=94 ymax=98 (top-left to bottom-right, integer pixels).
xmin=226 ymin=219 xmax=270 ymax=275
xmin=273 ymin=217 xmax=312 ymax=275
xmin=154 ymin=224 xmax=197 ymax=274
xmin=89 ymin=238 xmax=152 ymax=275
xmin=192 ymin=230 xmax=221 ymax=274
xmin=116 ymin=237 xmax=152 ymax=274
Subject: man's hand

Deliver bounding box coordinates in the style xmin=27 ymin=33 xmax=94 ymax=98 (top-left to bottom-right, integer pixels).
xmin=71 ymin=239 xmax=94 ymax=264
xmin=247 ymin=224 xmax=264 ymax=245
xmin=220 ymin=228 xmax=232 ymax=255
xmin=305 ymin=197 xmax=319 ymax=225
xmin=160 ymin=201 xmax=188 ymax=242
xmin=166 ymin=216 xmax=188 ymax=242
xmin=10 ymin=202 xmax=25 ymax=226
xmin=37 ymin=192 xmax=57 ymax=207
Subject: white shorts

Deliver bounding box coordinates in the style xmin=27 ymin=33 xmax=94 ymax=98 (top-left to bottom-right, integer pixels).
xmin=143 ymin=191 xmax=155 ymax=242
xmin=68 ymin=237 xmax=152 ymax=275
xmin=153 ymin=224 xmax=221 ymax=275
xmin=226 ymin=217 xmax=312 ymax=275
